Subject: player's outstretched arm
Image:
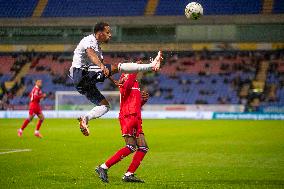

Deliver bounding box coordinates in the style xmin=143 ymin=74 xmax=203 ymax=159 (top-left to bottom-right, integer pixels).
xmin=108 ymin=76 xmax=121 ymax=87
xmin=41 ymin=93 xmax=46 ymax=99
xmin=33 ymin=91 xmax=45 ymax=101
xmin=141 ymin=91 xmax=149 ymax=106
xmin=86 ymin=48 xmax=110 ymax=76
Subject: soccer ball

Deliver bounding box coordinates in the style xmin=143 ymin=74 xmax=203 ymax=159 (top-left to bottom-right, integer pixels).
xmin=185 ymin=2 xmax=203 ymax=20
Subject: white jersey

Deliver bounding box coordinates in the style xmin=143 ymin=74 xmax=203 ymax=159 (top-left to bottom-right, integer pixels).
xmin=71 ymin=34 xmax=103 ymax=70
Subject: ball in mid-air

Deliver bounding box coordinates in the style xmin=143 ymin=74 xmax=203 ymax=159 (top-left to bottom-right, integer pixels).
xmin=185 ymin=2 xmax=203 ymax=20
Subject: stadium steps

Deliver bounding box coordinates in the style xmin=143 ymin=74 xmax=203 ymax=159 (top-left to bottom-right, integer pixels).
xmin=256 ymin=61 xmax=269 ymax=81
xmin=14 ymin=62 xmax=31 ymax=84
xmin=266 ymin=83 xmax=277 ymax=101
xmin=10 ymin=62 xmax=31 ymax=96
xmin=258 ymin=61 xmax=277 ymax=102
xmin=262 ymin=0 xmax=274 ymax=14
xmin=246 ymin=61 xmax=270 ymax=107
xmin=239 ymin=84 xmax=250 ymax=98
xmin=16 ymin=85 xmax=26 ymax=96
xmin=253 ymin=61 xmax=270 ymax=94
xmin=144 ymin=0 xmax=159 ymax=16
xmin=32 ymin=0 xmax=49 ymax=17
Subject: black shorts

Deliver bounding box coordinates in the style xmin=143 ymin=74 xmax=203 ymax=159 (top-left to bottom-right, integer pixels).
xmin=71 ymin=64 xmax=111 ymax=105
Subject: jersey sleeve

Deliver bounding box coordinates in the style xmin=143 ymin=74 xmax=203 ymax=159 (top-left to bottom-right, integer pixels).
xmin=83 ymin=38 xmax=99 ymax=52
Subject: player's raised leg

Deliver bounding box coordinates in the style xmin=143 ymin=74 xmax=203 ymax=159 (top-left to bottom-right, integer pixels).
xmin=96 ymin=136 xmax=137 ymax=183
xmin=111 ymin=51 xmax=163 ymax=74
xmin=18 ymin=114 xmax=34 ymax=137
xmin=122 ymin=134 xmax=148 ymax=183
xmin=34 ymin=113 xmax=44 ymax=138
xmin=78 ymin=96 xmax=110 ymax=136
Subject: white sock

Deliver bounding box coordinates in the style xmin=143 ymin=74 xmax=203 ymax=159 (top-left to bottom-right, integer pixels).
xmin=35 ymin=130 xmax=39 ymax=134
xmin=19 ymin=128 xmax=22 ymax=132
xmin=85 ymin=105 xmax=109 ymax=121
xmin=100 ymin=163 xmax=108 ymax=169
xmin=124 ymin=172 xmax=133 ymax=176
xmin=118 ymin=62 xmax=153 ymax=73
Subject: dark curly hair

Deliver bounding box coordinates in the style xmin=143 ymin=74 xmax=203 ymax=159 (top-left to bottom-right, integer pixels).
xmin=94 ymin=22 xmax=110 ymax=34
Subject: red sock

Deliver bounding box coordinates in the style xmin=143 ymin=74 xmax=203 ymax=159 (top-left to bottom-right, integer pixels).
xmin=127 ymin=148 xmax=147 ymax=173
xmin=105 ymin=146 xmax=132 ymax=168
xmin=36 ymin=119 xmax=43 ymax=131
xmin=21 ymin=119 xmax=30 ymax=130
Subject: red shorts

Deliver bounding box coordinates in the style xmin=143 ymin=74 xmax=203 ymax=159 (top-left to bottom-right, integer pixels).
xmin=119 ymin=114 xmax=143 ymax=138
xmin=29 ymin=104 xmax=42 ymax=116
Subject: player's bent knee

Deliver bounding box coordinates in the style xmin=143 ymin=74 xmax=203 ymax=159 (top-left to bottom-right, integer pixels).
xmin=104 ymin=105 xmax=110 ymax=111
xmin=126 ymin=144 xmax=136 ymax=153
xmin=137 ymin=146 xmax=149 ymax=153
xmin=39 ymin=115 xmax=45 ymax=121
xmin=98 ymin=100 xmax=111 ymax=110
xmin=101 ymin=105 xmax=110 ymax=114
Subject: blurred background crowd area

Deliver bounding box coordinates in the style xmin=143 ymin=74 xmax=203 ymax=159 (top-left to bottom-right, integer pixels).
xmin=1 ymin=50 xmax=283 ymax=111
xmin=0 ymin=0 xmax=284 ymax=112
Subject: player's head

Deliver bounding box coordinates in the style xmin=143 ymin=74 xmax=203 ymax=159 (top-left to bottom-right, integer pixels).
xmin=94 ymin=22 xmax=112 ymax=43
xmin=35 ymin=79 xmax=42 ymax=88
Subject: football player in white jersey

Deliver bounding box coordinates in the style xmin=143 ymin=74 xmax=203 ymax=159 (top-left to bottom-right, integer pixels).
xmin=70 ymin=22 xmax=162 ymax=136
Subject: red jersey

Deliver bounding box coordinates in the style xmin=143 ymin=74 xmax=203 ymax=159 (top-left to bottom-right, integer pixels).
xmin=29 ymin=86 xmax=44 ymax=106
xmin=119 ymin=73 xmax=143 ymax=118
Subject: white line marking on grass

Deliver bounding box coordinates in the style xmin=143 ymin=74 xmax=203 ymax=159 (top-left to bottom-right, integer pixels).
xmin=0 ymin=149 xmax=31 ymax=155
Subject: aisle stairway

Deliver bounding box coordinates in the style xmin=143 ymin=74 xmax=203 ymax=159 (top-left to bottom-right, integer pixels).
xmin=4 ymin=62 xmax=31 ymax=95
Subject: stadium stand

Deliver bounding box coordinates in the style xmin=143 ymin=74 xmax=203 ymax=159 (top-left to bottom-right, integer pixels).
xmin=155 ymin=0 xmax=262 ymax=16
xmin=0 ymin=0 xmax=38 ymax=18
xmin=1 ymin=51 xmax=283 ymax=110
xmin=0 ymin=0 xmax=283 ymax=18
xmin=42 ymin=0 xmax=148 ymax=17
xmin=273 ymin=0 xmax=284 ymax=14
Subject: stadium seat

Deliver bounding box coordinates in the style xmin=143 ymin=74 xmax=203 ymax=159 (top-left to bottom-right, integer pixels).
xmin=0 ymin=0 xmax=38 ymax=17
xmin=2 ymin=0 xmax=282 ymax=18
xmin=42 ymin=0 xmax=148 ymax=17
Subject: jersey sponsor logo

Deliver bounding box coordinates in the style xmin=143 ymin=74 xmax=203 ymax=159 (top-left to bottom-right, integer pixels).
xmin=131 ymin=87 xmax=140 ymax=91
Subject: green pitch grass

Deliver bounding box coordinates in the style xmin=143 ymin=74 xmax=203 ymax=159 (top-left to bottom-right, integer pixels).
xmin=0 ymin=119 xmax=283 ymax=189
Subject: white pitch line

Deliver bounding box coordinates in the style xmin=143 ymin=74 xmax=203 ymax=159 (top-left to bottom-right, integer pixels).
xmin=0 ymin=149 xmax=32 ymax=155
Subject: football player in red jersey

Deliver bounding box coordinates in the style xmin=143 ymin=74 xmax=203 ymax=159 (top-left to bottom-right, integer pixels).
xmin=71 ymin=22 xmax=162 ymax=136
xmin=18 ymin=79 xmax=46 ymax=138
xmin=95 ymin=72 xmax=149 ymax=183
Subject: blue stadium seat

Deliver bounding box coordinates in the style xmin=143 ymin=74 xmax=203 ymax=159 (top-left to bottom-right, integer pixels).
xmin=0 ymin=74 xmax=12 ymax=83
xmin=42 ymin=0 xmax=147 ymax=17
xmin=273 ymin=0 xmax=284 ymax=13
xmin=0 ymin=0 xmax=37 ymax=17
xmin=2 ymin=0 xmax=282 ymax=18
xmin=156 ymin=0 xmax=262 ymax=15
